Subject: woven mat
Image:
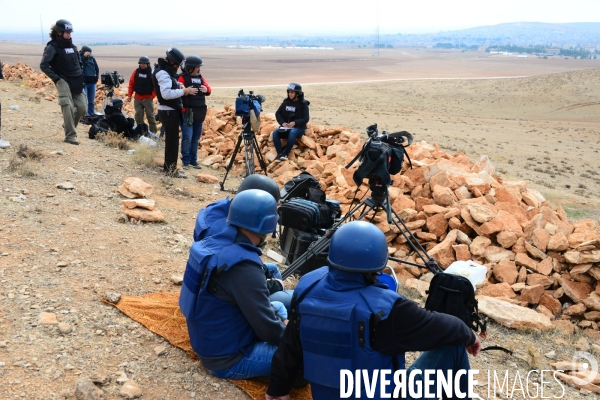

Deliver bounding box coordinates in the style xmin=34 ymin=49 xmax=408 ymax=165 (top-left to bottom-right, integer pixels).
xmin=101 ymin=292 xmax=312 ymax=400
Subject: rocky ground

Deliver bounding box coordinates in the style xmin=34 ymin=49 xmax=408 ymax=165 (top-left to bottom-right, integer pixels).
xmin=1 ymin=64 xmax=600 ymax=399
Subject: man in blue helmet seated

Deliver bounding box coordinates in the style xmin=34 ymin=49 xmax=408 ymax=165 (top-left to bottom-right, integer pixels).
xmin=266 ymin=221 xmax=481 ymax=400
xmin=193 ymin=174 xmax=293 ymax=311
xmin=180 ymin=189 xmax=288 ymax=379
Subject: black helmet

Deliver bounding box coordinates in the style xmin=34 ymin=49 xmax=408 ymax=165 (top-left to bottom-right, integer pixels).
xmin=138 ymin=56 xmax=150 ymax=64
xmin=184 ymin=55 xmax=204 ymax=71
xmin=81 ymin=45 xmax=91 ymax=53
xmin=238 ymin=174 xmax=280 ymax=202
xmin=110 ymin=98 xmax=124 ymax=109
xmin=165 ymin=48 xmax=185 ymax=65
xmin=287 ymin=82 xmax=303 ymax=95
xmin=55 ymin=19 xmax=74 ymax=33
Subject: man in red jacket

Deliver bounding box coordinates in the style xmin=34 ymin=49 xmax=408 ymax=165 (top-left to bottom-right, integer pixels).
xmin=127 ymin=56 xmax=157 ymax=135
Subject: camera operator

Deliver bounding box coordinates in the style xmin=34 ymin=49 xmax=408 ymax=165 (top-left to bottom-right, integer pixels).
xmin=177 ymin=55 xmax=211 ymax=170
xmin=127 ymin=56 xmax=158 ymax=135
xmin=103 ymin=98 xmax=141 ymax=140
xmin=80 ymin=46 xmax=99 ymax=116
xmin=40 ymin=19 xmax=86 ymax=145
xmin=272 ymin=82 xmax=310 ymax=162
xmin=151 ymin=48 xmax=198 ymax=179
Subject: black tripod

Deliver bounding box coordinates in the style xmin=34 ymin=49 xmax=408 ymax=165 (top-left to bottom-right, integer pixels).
xmin=219 ymin=117 xmax=268 ymax=192
xmin=281 ymin=180 xmax=443 ymax=280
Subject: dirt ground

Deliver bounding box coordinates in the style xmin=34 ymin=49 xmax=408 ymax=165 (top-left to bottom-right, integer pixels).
xmin=1 ymin=46 xmax=600 ymax=399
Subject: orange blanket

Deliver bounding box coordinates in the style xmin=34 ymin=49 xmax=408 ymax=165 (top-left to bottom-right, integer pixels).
xmin=102 ymin=292 xmax=312 ymax=400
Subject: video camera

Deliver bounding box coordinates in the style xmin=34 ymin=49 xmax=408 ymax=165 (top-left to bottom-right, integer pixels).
xmin=235 ymin=89 xmax=265 ymax=117
xmin=346 ymin=124 xmax=413 ymax=202
xmin=100 ymin=71 xmax=125 ymax=88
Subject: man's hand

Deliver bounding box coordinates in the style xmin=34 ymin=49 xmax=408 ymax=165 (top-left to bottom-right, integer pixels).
xmin=199 ymin=85 xmax=208 ymax=93
xmin=126 ymin=96 xmax=131 ymax=102
xmin=184 ymin=86 xmax=198 ymax=96
xmin=466 ymin=336 xmax=481 ymax=357
xmin=282 ymin=123 xmax=290 ymax=128
xmin=288 ymin=121 xmax=296 ymax=128
xmin=265 ymin=395 xmax=290 ymax=400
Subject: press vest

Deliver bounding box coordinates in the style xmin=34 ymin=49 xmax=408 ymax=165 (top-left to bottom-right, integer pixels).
xmin=134 ymin=67 xmax=154 ymax=95
xmin=193 ymin=198 xmax=231 ymax=242
xmin=179 ymin=225 xmax=264 ymax=358
xmin=181 ymin=73 xmax=207 ymax=109
xmin=294 ymin=267 xmax=404 ymax=400
xmin=277 ymin=97 xmax=309 ymax=128
xmin=152 ymin=59 xmax=183 ymax=110
xmin=48 ymin=40 xmax=84 ymax=92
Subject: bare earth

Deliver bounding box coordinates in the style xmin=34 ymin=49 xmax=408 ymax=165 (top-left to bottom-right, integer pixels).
xmin=1 ymin=45 xmax=600 ymax=399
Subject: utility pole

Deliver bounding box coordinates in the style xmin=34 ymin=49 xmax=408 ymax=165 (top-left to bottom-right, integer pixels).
xmin=40 ymin=15 xmax=44 ymax=45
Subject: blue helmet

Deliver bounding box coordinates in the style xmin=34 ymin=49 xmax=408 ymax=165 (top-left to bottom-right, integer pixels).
xmin=227 ymin=189 xmax=278 ymax=234
xmin=328 ymin=221 xmax=388 ymax=273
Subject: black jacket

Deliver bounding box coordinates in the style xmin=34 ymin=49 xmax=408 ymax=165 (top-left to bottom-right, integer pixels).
xmin=80 ymin=53 xmax=99 ymax=84
xmin=104 ymin=105 xmax=135 ymax=138
xmin=40 ymin=37 xmax=84 ymax=93
xmin=275 ymin=96 xmax=310 ymax=129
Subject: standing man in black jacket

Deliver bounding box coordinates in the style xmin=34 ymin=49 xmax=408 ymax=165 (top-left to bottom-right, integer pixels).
xmin=40 ymin=19 xmax=86 ymax=145
xmin=151 ymin=48 xmax=198 ymax=178
xmin=80 ymin=45 xmax=99 ymax=116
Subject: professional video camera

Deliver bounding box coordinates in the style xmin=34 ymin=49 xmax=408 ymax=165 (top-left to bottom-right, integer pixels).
xmin=235 ymin=89 xmax=265 ymax=117
xmin=346 ymin=124 xmax=413 ymax=203
xmin=100 ymin=71 xmax=125 ymax=89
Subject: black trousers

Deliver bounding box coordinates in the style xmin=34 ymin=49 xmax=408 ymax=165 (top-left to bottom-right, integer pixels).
xmin=159 ymin=109 xmax=182 ymax=174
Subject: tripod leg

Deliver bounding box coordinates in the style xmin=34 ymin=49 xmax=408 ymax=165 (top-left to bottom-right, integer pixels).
xmin=244 ymin=137 xmax=255 ymax=176
xmin=220 ymin=133 xmax=244 ymax=191
xmin=252 ymin=135 xmax=268 ymax=176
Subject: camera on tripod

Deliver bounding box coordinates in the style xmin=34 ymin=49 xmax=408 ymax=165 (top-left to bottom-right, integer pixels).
xmin=100 ymin=71 xmax=125 ymax=88
xmin=348 ymin=124 xmax=413 ymax=203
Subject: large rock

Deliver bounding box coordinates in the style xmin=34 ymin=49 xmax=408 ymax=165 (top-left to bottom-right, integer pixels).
xmin=432 ymin=185 xmax=455 ymax=206
xmin=118 ymin=177 xmax=154 ymax=199
xmin=470 ymin=236 xmax=491 ymax=256
xmin=564 ymin=251 xmax=600 ymax=264
xmin=492 ymin=260 xmax=519 ymax=285
xmin=559 ymin=276 xmax=593 ymax=303
xmin=403 ymin=278 xmax=430 ymax=298
xmin=121 ymin=206 xmax=165 ymax=222
xmin=120 ymin=380 xmax=143 ymax=399
xmin=520 ymin=284 xmax=545 ymax=304
xmin=426 ymin=213 xmax=448 ymax=238
xmin=477 ymin=295 xmax=553 ymax=331
xmin=483 ymin=246 xmax=514 ymax=264
xmin=75 ymin=377 xmax=103 ymax=400
xmin=583 ymin=296 xmax=600 ymax=312
xmin=496 ymin=230 xmax=520 ymax=249
xmin=539 ymin=293 xmax=562 ymax=316
xmin=467 ymin=202 xmax=496 ymax=223
xmin=515 ymin=252 xmax=537 ymax=271
xmin=428 ymin=229 xmax=458 ymax=268
xmin=121 ymin=199 xmax=155 ymax=211
xmin=477 ymin=283 xmax=516 ymax=299
xmin=196 ymin=173 xmax=220 ymax=183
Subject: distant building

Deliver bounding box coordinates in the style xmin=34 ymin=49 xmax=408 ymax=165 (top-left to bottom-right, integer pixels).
xmin=478 ymin=45 xmax=488 ymax=52
xmin=545 ymin=48 xmax=560 ymax=55
xmin=517 ymin=54 xmax=528 ymax=58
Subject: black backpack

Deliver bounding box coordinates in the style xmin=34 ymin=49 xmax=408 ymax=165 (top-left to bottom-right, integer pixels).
xmin=280 ymin=172 xmax=321 ymax=202
xmin=424 ymin=273 xmax=487 ymax=335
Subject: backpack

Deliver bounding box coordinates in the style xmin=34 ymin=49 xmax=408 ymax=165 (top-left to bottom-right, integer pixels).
xmin=280 ymin=172 xmax=322 ymax=202
xmin=424 ymin=272 xmax=487 ymax=335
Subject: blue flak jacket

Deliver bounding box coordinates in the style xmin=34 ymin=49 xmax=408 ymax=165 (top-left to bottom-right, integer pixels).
xmin=294 ymin=267 xmax=405 ymax=400
xmin=179 ymin=224 xmax=264 ymax=358
xmin=193 ymin=197 xmax=231 ymax=242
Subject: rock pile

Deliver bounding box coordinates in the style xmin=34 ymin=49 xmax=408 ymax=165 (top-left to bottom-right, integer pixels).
xmin=118 ymin=177 xmax=164 ymax=222
xmin=200 ymin=105 xmax=600 ymax=333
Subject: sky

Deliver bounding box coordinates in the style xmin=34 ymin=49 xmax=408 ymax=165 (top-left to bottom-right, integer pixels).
xmin=0 ymin=0 xmax=599 ymax=36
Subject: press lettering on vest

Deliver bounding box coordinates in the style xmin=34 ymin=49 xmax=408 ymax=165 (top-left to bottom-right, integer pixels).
xmin=191 ymin=78 xmax=202 ymax=84
xmin=285 ymin=106 xmax=296 ymax=112
xmin=65 ymin=48 xmax=74 ymax=54
xmin=138 ymin=73 xmax=147 ymax=78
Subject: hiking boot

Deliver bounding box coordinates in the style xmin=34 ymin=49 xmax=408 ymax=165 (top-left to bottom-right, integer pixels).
xmin=64 ymin=138 xmax=79 ymax=145
xmin=280 ymin=154 xmax=288 ymax=161
xmin=274 ymin=155 xmax=282 ymax=163
xmin=182 ymin=164 xmax=190 ymax=170
xmin=190 ymin=162 xmax=202 ymax=169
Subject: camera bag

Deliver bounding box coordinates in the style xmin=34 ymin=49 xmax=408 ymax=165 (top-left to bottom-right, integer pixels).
xmin=280 ymin=172 xmax=321 ymax=202
xmin=424 ymin=272 xmax=487 ymax=335
xmin=280 ymin=227 xmax=329 ymax=275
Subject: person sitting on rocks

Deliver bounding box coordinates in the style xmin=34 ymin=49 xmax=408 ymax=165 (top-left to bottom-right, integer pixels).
xmin=272 ymin=82 xmax=310 ymax=162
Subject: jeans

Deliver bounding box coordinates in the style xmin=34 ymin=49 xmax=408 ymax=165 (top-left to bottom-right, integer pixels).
xmin=406 ymin=345 xmax=472 ymax=400
xmin=272 ymin=127 xmax=305 ymax=157
xmin=181 ymin=121 xmax=203 ymax=165
xmin=83 ymin=83 xmax=96 ymax=115
xmin=208 ymin=341 xmax=278 ymax=380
